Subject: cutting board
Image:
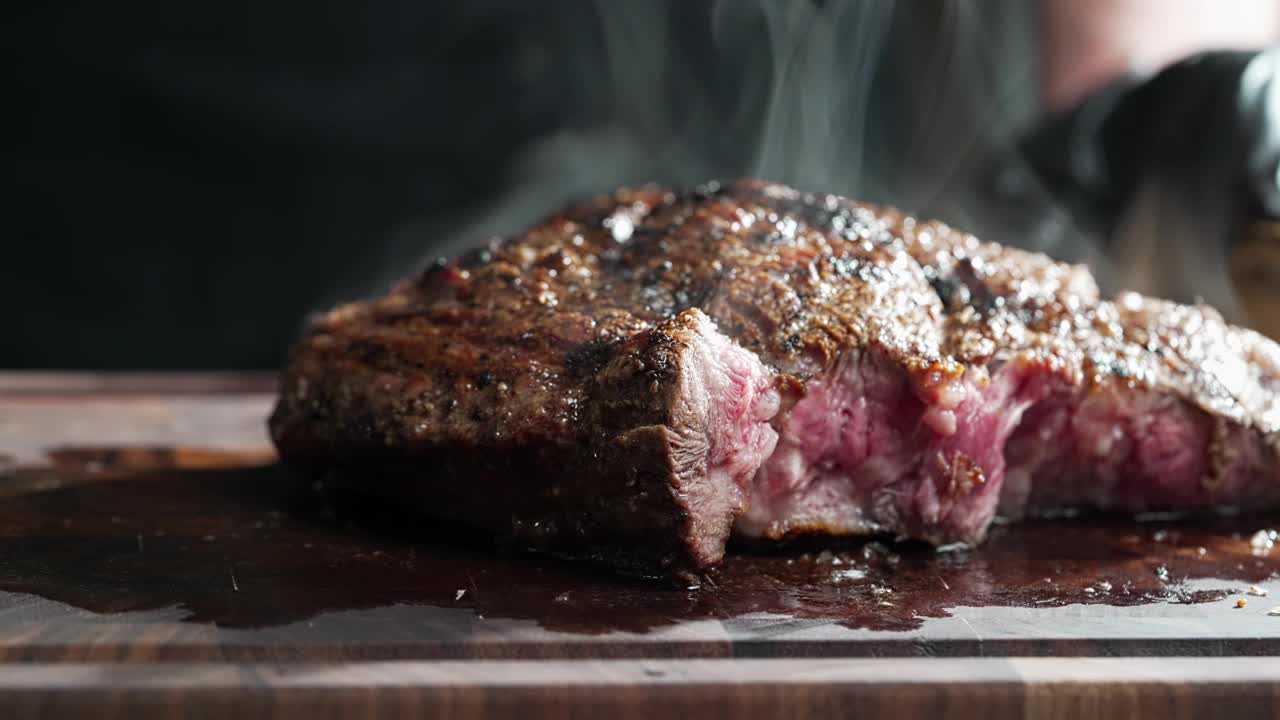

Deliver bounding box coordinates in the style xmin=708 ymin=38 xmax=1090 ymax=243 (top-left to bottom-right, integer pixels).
xmin=2 ymin=373 xmax=1280 ymax=719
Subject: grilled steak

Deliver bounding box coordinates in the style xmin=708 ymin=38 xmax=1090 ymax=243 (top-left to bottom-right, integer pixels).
xmin=271 ymin=179 xmax=1280 ymax=579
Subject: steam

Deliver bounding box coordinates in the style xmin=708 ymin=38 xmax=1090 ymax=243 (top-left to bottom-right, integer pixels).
xmin=353 ymin=0 xmax=1223 ymax=324
xmin=727 ymin=0 xmax=893 ymax=198
xmin=1111 ymin=179 xmax=1248 ymax=323
xmin=363 ymin=0 xmax=927 ymax=294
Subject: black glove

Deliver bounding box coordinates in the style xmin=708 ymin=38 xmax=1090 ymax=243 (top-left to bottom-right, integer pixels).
xmin=1018 ymin=48 xmax=1280 ymax=244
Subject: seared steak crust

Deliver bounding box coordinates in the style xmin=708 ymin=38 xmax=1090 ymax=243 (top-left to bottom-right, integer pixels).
xmin=271 ymin=304 xmax=778 ymax=580
xmin=272 ymin=179 xmax=1280 ymax=577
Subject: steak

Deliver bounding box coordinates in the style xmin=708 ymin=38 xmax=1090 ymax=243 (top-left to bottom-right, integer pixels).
xmin=270 ymin=179 xmax=1280 ymax=580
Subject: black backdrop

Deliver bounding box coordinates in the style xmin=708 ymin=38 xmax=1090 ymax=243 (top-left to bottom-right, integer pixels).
xmin=6 ymin=1 xmax=1035 ymax=369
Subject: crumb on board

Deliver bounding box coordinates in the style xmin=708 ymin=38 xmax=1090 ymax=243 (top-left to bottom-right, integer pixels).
xmin=1248 ymin=585 xmax=1269 ymax=597
xmin=1269 ymin=607 xmax=1280 ymax=616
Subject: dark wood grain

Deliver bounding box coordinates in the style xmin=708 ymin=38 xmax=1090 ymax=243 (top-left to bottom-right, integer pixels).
xmin=3 ymin=658 xmax=1280 ymax=720
xmin=2 ymin=373 xmax=1280 ymax=718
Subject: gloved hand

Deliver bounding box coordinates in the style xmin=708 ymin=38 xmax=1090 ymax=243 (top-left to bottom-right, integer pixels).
xmin=1021 ymin=48 xmax=1280 ymax=237
xmin=1001 ymin=49 xmax=1280 ymax=333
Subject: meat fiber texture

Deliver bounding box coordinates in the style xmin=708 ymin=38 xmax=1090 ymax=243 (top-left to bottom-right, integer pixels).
xmin=271 ymin=180 xmax=1280 ymax=581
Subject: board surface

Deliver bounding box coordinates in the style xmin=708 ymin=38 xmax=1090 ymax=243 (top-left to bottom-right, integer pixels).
xmin=2 ymin=373 xmax=1280 ymax=718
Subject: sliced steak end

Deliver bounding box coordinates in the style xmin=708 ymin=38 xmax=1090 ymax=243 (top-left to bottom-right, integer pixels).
xmin=270 ymin=307 xmax=778 ymax=581
xmin=737 ymin=346 xmax=1061 ymax=546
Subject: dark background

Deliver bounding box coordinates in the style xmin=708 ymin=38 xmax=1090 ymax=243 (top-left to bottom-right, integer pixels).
xmin=6 ymin=1 xmax=1045 ymax=369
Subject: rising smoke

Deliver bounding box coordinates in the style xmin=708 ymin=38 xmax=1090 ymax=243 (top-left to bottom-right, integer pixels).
xmin=353 ymin=0 xmax=1250 ymax=328
xmin=351 ymin=0 xmax=1045 ymax=298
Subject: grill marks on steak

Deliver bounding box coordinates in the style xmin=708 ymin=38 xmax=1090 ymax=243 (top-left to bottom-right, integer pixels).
xmin=272 ymin=302 xmax=778 ymax=579
xmin=271 ymin=179 xmax=1280 ymax=579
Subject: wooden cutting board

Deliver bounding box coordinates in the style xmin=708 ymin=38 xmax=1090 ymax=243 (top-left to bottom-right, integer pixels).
xmin=2 ymin=373 xmax=1280 ymax=719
